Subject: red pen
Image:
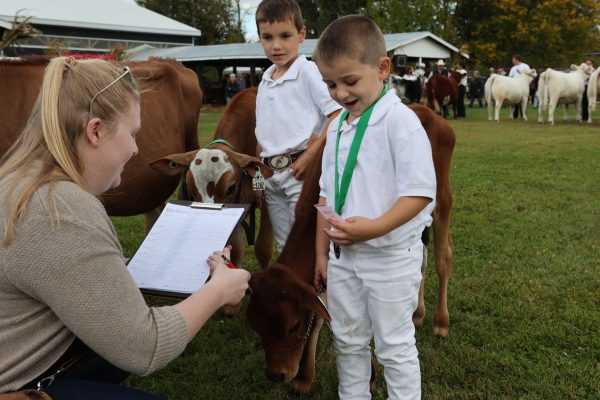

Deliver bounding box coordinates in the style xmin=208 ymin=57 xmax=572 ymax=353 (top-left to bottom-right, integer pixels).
xmin=221 ymin=254 xmax=236 ymax=269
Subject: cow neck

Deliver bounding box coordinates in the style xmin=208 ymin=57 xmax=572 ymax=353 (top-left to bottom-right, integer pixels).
xmin=334 ymin=86 xmax=386 ymax=215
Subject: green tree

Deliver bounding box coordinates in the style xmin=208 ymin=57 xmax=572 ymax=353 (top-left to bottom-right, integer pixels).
xmin=139 ymin=0 xmax=244 ymax=44
xmin=454 ymin=0 xmax=600 ymax=67
xmin=297 ymin=0 xmax=367 ymax=38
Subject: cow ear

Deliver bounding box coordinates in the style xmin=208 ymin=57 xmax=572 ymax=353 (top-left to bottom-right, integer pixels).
xmin=299 ymin=282 xmax=331 ymax=321
xmin=234 ymin=153 xmax=274 ymax=178
xmin=149 ymin=150 xmax=198 ymax=175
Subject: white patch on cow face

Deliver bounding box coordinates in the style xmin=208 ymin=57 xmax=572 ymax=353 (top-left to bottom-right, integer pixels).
xmin=189 ymin=148 xmax=234 ymax=203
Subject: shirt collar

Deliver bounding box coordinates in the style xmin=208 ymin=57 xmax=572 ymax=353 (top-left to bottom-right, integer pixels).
xmin=263 ymin=55 xmax=307 ymax=83
xmin=340 ymin=89 xmax=398 ymax=130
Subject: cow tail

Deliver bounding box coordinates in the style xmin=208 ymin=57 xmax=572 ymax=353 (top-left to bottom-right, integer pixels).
xmin=589 ymin=70 xmax=599 ymax=112
xmin=485 ymin=76 xmax=494 ymax=107
xmin=539 ymin=71 xmax=550 ymax=112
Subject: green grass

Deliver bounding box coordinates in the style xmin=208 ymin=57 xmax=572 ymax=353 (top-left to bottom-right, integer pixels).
xmin=113 ymin=104 xmax=600 ymax=399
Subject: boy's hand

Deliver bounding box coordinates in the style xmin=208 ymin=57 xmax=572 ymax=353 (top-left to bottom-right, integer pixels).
xmin=290 ymin=150 xmax=313 ymax=180
xmin=324 ymin=216 xmax=381 ymax=246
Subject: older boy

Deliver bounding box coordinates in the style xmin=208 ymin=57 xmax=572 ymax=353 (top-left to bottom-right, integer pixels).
xmin=313 ymin=15 xmax=436 ymax=399
xmin=255 ymin=0 xmax=340 ymax=252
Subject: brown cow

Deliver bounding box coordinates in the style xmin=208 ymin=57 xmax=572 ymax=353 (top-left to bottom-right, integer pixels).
xmin=246 ymin=103 xmax=455 ymax=394
xmin=425 ymin=74 xmax=459 ymax=119
xmin=0 ymin=56 xmax=202 ymax=230
xmin=149 ymin=87 xmax=275 ymax=273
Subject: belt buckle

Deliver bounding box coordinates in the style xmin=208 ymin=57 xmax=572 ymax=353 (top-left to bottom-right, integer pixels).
xmin=268 ymin=154 xmax=292 ymax=171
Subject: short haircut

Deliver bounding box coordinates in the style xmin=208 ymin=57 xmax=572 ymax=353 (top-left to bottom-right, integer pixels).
xmin=513 ymin=55 xmax=522 ymax=62
xmin=255 ymin=0 xmax=304 ymax=34
xmin=313 ymin=15 xmax=386 ymax=67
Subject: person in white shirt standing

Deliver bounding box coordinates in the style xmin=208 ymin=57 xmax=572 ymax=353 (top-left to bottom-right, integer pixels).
xmin=509 ymin=55 xmax=530 ymax=118
xmin=254 ymin=0 xmax=341 ymax=253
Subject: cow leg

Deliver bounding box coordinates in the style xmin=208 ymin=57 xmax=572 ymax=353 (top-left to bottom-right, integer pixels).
xmin=433 ymin=98 xmax=441 ymax=115
xmin=509 ymin=105 xmax=514 ymax=120
xmin=521 ymin=99 xmax=528 ymax=121
xmin=254 ymin=206 xmax=274 ymax=269
xmin=290 ymin=309 xmax=325 ymax=394
xmin=563 ymin=104 xmax=569 ymax=122
xmin=221 ymin=226 xmax=245 ymax=316
xmin=369 ymin=354 xmax=378 ymax=393
xmin=487 ymin=99 xmax=493 ymax=121
xmin=432 ymin=192 xmax=453 ymax=338
xmin=538 ymin=99 xmax=545 ymax=124
xmin=576 ymin=98 xmax=582 ymax=122
xmin=412 ymin=246 xmax=427 ymax=328
xmin=143 ymin=204 xmax=166 ymax=232
xmin=548 ymin=99 xmax=557 ymax=125
xmin=495 ymin=102 xmax=502 ymax=122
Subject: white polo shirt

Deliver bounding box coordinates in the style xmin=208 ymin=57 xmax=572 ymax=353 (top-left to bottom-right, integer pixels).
xmin=255 ymin=55 xmax=341 ymax=158
xmin=319 ymin=90 xmax=436 ymax=249
xmin=509 ymin=62 xmax=530 ymax=78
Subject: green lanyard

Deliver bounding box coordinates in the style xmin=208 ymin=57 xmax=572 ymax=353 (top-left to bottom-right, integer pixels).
xmin=334 ymin=86 xmax=387 ymax=214
xmin=205 ymin=138 xmax=235 ymax=150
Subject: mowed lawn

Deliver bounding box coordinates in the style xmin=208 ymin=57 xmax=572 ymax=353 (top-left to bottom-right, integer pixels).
xmin=113 ymin=104 xmax=600 ymax=399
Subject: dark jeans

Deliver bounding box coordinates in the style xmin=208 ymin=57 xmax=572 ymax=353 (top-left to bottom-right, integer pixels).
xmin=458 ymin=85 xmax=466 ymax=117
xmin=582 ymin=85 xmax=589 ymax=121
xmin=469 ymin=95 xmax=483 ymax=107
xmin=23 ymin=339 xmax=164 ymax=400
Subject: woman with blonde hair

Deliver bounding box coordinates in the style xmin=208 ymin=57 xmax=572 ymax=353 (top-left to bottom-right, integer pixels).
xmin=0 ymin=57 xmax=250 ymax=398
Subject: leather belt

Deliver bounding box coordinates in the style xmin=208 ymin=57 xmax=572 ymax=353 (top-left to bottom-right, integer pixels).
xmin=263 ymin=151 xmax=304 ymax=171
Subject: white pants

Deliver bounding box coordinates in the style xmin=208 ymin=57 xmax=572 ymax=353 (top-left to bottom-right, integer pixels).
xmin=328 ymin=241 xmax=423 ymax=400
xmin=264 ymin=169 xmax=303 ymax=253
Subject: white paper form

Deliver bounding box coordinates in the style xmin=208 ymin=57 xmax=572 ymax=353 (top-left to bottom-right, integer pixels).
xmin=127 ymin=203 xmax=245 ymax=295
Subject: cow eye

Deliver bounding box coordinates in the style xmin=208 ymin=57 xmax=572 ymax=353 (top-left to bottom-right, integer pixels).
xmin=288 ymin=321 xmax=300 ymax=335
xmin=168 ymin=161 xmax=178 ymax=169
xmin=226 ymin=183 xmax=236 ymax=196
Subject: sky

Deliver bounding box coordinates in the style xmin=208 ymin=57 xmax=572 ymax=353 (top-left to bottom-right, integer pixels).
xmin=240 ymin=0 xmax=260 ymax=42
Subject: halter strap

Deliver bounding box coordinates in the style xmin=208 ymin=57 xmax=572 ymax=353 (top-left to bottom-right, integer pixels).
xmin=205 ymin=138 xmax=236 ymax=150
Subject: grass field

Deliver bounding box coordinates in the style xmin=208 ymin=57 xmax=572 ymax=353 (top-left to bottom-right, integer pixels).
xmin=113 ymin=104 xmax=600 ymax=399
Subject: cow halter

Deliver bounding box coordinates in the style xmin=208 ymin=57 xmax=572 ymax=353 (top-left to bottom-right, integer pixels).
xmin=205 ymin=138 xmax=236 ymax=150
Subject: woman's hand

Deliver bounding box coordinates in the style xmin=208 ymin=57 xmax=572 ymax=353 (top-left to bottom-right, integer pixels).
xmin=207 ymin=246 xmax=250 ymax=306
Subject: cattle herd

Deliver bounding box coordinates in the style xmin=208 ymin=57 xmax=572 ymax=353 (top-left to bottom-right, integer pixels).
xmin=1 ymin=55 xmax=598 ymax=394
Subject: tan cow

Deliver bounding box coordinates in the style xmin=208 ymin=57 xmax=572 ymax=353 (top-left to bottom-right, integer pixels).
xmin=150 ymin=87 xmax=275 ymax=273
xmin=246 ymin=103 xmax=455 ymax=394
xmin=0 ymin=56 xmax=202 ymax=230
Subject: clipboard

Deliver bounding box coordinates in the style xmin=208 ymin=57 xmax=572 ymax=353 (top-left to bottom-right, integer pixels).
xmin=127 ymin=200 xmax=250 ymax=298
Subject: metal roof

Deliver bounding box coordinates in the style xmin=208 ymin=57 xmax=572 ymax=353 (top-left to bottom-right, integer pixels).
xmin=128 ymin=31 xmax=461 ymax=62
xmin=0 ymin=0 xmax=200 ymax=37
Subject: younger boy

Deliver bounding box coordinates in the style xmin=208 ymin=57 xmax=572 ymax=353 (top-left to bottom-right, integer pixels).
xmin=313 ymin=15 xmax=436 ymax=399
xmin=255 ymin=0 xmax=340 ymax=252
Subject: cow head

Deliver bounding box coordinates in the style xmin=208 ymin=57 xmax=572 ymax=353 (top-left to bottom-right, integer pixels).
xmin=150 ymin=148 xmax=273 ymax=204
xmin=247 ymin=263 xmax=331 ymax=384
xmin=518 ymin=68 xmax=537 ymax=78
xmin=571 ymin=63 xmax=594 ymax=76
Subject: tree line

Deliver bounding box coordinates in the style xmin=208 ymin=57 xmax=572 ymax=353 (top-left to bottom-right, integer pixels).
xmin=140 ymin=0 xmax=600 ymax=68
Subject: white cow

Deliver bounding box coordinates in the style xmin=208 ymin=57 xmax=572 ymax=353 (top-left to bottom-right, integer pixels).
xmin=485 ymin=69 xmax=537 ymax=122
xmin=537 ymin=63 xmax=593 ymax=125
xmin=586 ymin=68 xmax=599 ymax=123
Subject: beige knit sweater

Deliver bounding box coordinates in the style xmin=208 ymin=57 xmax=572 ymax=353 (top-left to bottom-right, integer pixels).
xmin=0 ymin=179 xmax=188 ymax=392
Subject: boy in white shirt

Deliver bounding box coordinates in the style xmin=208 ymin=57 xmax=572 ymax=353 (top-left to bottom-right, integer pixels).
xmin=313 ymin=15 xmax=436 ymax=400
xmin=255 ymin=0 xmax=340 ymax=252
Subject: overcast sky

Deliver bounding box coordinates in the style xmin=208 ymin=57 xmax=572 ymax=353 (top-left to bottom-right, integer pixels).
xmin=240 ymin=0 xmax=260 ymax=42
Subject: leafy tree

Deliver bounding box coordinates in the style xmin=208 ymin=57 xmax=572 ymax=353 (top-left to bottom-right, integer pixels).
xmin=139 ymin=0 xmax=244 ymax=44
xmin=297 ymin=0 xmax=367 ymax=38
xmin=364 ymin=0 xmax=455 ymax=40
xmin=454 ymin=0 xmax=600 ymax=67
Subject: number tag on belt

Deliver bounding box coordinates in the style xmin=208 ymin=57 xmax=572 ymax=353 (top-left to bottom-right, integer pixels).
xmin=252 ymin=167 xmax=266 ymax=191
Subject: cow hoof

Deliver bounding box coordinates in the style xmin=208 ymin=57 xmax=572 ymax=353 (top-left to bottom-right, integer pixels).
xmin=290 ymin=377 xmax=313 ymax=395
xmin=222 ymin=302 xmax=242 ymax=317
xmin=412 ymin=315 xmax=425 ymax=329
xmin=432 ymin=325 xmax=449 ymax=338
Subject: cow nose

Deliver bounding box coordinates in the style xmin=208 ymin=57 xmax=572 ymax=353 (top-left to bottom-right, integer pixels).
xmin=265 ymin=369 xmax=285 ymax=383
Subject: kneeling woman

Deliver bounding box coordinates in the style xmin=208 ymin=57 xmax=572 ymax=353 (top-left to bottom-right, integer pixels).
xmin=0 ymin=57 xmax=250 ymax=399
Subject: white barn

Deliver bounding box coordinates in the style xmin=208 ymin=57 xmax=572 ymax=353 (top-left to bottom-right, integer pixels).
xmin=0 ymin=0 xmax=200 ymax=56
